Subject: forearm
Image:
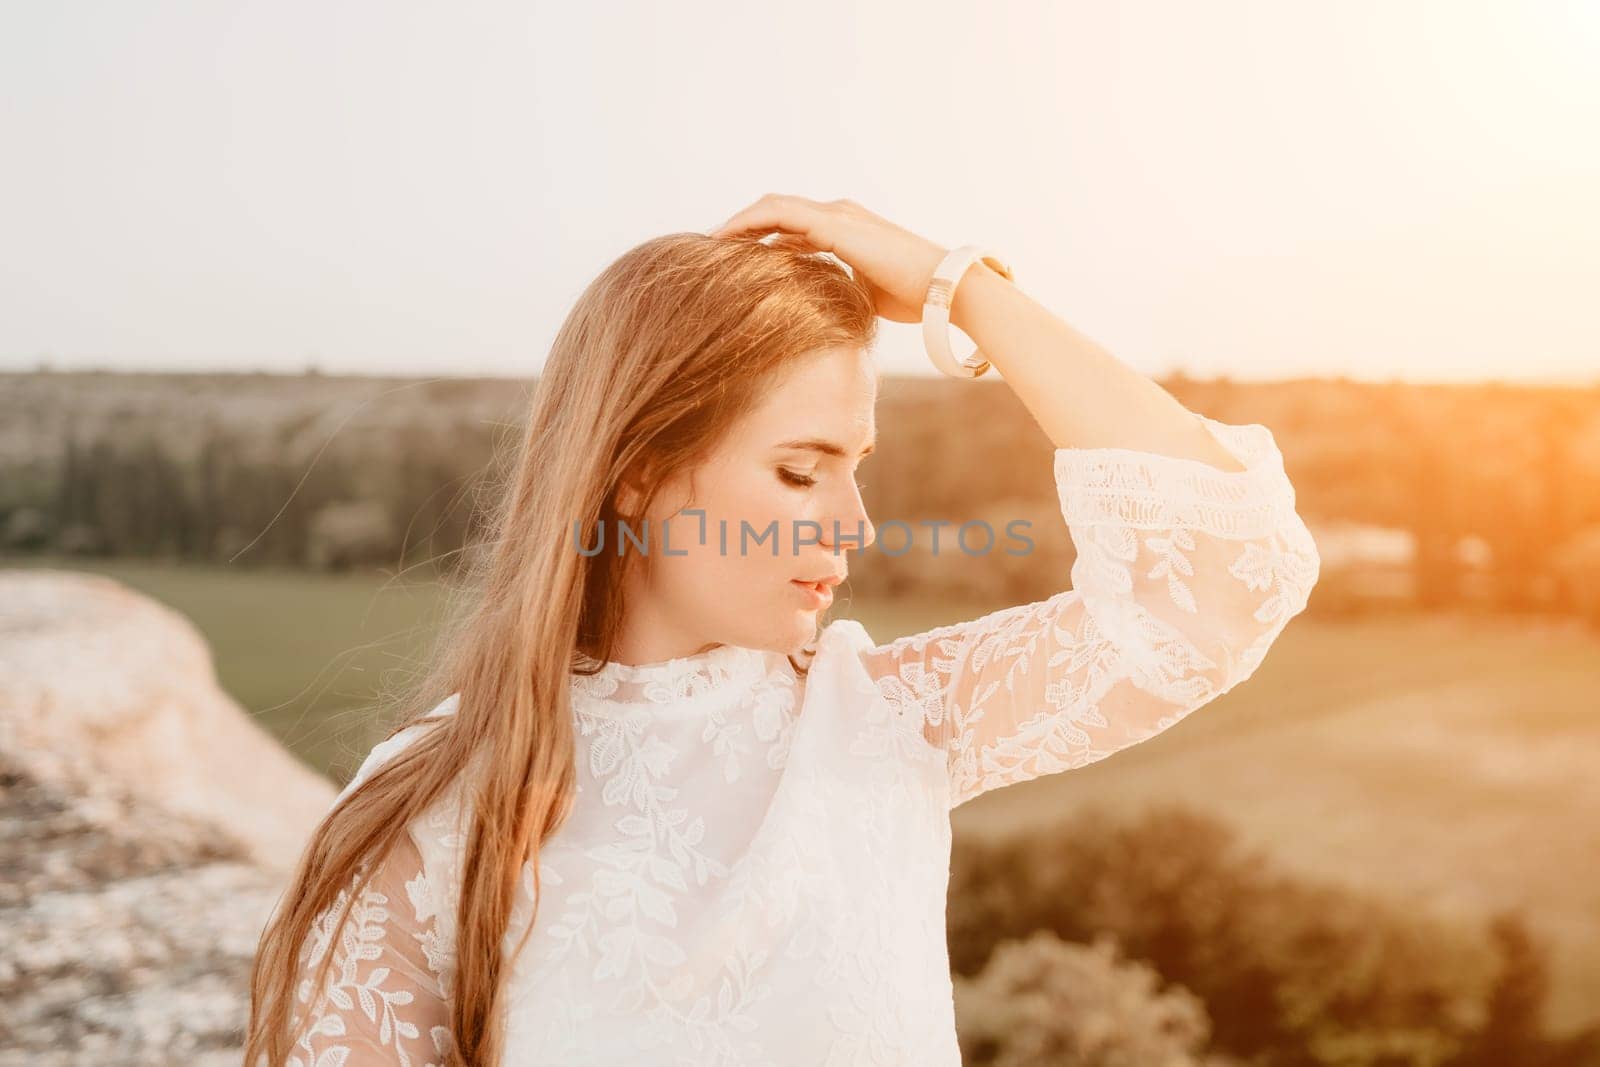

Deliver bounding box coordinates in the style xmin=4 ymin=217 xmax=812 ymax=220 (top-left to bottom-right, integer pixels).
xmin=948 ymin=263 xmax=1246 ymax=471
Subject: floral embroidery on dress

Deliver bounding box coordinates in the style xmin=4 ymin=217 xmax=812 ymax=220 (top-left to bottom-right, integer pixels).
xmin=349 ymin=644 xmax=799 ymax=1063
xmin=291 ymin=850 xmax=457 ymax=1067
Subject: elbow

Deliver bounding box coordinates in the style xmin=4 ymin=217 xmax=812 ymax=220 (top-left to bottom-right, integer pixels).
xmin=1109 ymin=578 xmax=1312 ymax=706
xmin=1215 ymin=555 xmax=1319 ymax=692
xmin=1074 ymin=507 xmax=1321 ymax=703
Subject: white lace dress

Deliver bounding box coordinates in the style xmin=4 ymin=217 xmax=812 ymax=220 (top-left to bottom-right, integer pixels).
xmin=287 ymin=411 xmax=1321 ymax=1066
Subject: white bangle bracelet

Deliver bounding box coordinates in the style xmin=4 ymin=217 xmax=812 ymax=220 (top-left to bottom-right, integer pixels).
xmin=921 ymin=244 xmax=1014 ymax=379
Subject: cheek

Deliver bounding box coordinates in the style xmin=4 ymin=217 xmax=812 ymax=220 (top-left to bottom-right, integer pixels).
xmin=738 ymin=485 xmax=819 ymax=566
xmin=669 ymin=481 xmax=811 ymax=579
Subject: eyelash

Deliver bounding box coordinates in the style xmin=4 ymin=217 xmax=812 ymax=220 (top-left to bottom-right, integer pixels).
xmin=778 ymin=468 xmax=868 ymax=493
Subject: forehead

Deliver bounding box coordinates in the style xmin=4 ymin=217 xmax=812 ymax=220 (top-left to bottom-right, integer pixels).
xmin=732 ymin=346 xmax=879 ymax=449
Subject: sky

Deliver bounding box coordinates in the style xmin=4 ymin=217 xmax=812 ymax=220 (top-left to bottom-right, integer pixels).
xmin=1 ymin=1 xmax=1596 ymax=384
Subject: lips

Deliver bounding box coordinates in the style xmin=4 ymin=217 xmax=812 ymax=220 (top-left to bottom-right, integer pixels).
xmin=790 ymin=578 xmax=835 ymax=607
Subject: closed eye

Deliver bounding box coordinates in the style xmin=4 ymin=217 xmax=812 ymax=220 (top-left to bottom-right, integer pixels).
xmin=778 ymin=468 xmax=817 ymax=488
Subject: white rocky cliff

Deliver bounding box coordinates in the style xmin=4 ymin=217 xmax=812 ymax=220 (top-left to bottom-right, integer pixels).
xmin=0 ymin=569 xmax=338 ymax=1065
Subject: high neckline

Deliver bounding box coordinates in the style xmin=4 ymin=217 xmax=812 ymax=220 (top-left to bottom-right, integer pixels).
xmin=569 ymin=642 xmax=774 ymax=711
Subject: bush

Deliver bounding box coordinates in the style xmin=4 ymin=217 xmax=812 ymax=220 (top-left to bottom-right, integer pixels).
xmin=949 ymin=804 xmax=1508 ymax=1067
xmin=305 ymin=498 xmax=397 ymax=571
xmin=57 ymin=521 xmax=105 ymax=555
xmin=2 ymin=507 xmax=53 ymax=550
xmin=953 ymin=929 xmax=1238 ymax=1067
xmin=1552 ymin=525 xmax=1600 ymax=627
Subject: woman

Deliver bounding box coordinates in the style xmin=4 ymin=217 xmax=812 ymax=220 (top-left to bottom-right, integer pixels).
xmin=245 ymin=196 xmax=1320 ymax=1066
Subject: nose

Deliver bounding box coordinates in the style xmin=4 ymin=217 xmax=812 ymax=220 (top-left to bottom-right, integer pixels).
xmin=823 ymin=489 xmax=876 ymax=554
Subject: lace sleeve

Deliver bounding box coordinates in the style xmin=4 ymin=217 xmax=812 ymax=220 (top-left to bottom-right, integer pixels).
xmin=289 ymin=829 xmax=457 ymax=1067
xmin=859 ymin=411 xmax=1321 ymax=811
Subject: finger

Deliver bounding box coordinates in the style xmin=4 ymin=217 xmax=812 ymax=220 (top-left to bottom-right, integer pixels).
xmin=757 ymin=231 xmax=830 ymax=256
xmin=709 ymin=194 xmax=798 ymax=236
xmin=709 ymin=195 xmax=834 ymax=251
xmin=710 ymin=201 xmax=803 ymax=239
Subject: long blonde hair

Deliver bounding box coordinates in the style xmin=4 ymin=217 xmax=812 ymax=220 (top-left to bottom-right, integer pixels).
xmin=244 ymin=232 xmax=879 ymax=1065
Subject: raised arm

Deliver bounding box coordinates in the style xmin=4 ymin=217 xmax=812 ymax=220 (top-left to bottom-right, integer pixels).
xmin=705 ymin=197 xmax=1320 ymax=808
xmin=288 ymin=829 xmax=457 ymax=1067
xmin=842 ymin=202 xmax=1314 ymax=809
xmin=861 ymin=410 xmax=1319 ymax=809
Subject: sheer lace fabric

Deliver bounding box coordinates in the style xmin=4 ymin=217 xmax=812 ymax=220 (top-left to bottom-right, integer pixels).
xmin=289 ymin=826 xmax=456 ymax=1066
xmin=287 ymin=412 xmax=1321 ymax=1065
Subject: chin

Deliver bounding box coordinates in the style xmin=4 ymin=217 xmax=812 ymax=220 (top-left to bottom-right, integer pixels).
xmin=742 ymin=616 xmax=817 ymax=656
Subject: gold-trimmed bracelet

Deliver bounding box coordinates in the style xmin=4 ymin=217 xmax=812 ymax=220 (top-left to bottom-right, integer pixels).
xmin=920 ymin=244 xmax=1015 ymax=379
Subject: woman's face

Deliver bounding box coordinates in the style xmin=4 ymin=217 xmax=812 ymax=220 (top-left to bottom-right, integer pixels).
xmin=612 ymin=345 xmax=879 ymax=665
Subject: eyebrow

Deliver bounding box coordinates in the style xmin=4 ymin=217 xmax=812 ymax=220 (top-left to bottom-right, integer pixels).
xmin=774 ymin=436 xmax=876 ymax=459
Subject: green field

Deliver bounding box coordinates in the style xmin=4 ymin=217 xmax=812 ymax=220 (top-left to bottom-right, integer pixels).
xmin=6 ymin=554 xmax=1599 ymax=1033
